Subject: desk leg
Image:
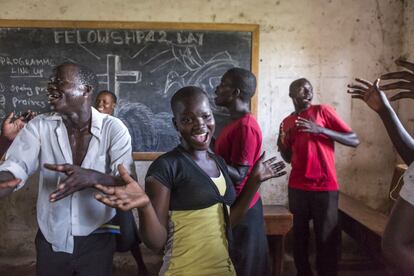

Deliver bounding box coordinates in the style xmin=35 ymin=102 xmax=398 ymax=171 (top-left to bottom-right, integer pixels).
xmin=268 ymin=235 xmax=284 ymax=276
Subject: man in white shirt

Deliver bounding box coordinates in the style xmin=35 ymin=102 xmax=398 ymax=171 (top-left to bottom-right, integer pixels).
xmin=0 ymin=62 xmax=135 ymax=276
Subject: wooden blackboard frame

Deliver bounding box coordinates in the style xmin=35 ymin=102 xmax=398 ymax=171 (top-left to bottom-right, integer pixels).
xmin=0 ymin=19 xmax=260 ymax=161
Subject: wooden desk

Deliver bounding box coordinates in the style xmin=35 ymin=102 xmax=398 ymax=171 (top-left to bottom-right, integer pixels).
xmin=263 ymin=205 xmax=293 ymax=276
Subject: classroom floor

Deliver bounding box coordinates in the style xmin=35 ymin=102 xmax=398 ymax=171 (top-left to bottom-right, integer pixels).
xmin=0 ymin=256 xmax=388 ymax=276
xmin=0 ymin=235 xmax=388 ymax=276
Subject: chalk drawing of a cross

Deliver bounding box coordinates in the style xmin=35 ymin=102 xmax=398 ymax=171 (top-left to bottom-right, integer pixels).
xmin=97 ymin=55 xmax=141 ymax=98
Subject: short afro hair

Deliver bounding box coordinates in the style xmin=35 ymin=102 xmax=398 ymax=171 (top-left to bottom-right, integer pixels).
xmin=170 ymin=86 xmax=209 ymax=115
xmin=225 ymin=67 xmax=257 ymax=101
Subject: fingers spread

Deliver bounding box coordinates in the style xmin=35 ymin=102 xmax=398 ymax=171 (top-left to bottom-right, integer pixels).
xmin=94 ymin=184 xmax=116 ymax=195
xmin=347 ymin=89 xmax=365 ymax=95
xmin=380 ymin=71 xmax=414 ymax=81
xmin=263 ymin=156 xmax=277 ymax=165
xmin=0 ymin=178 xmax=21 ymax=189
xmin=354 ymin=78 xmax=373 ymax=87
xmin=395 ymin=59 xmax=414 ymax=72
xmin=118 ymin=164 xmax=135 ymax=184
xmin=44 ymin=163 xmax=71 ymax=173
xmin=4 ymin=112 xmax=14 ymax=124
xmin=380 ymin=81 xmax=412 ymax=91
xmin=95 ymin=194 xmax=118 ymax=208
xmin=389 ymin=91 xmax=414 ymax=101
xmin=275 ymin=171 xmax=287 ymax=177
xmin=347 ymin=83 xmax=368 ymax=90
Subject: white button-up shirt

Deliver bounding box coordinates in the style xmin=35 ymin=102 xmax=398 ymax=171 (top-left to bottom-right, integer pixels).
xmin=0 ymin=107 xmax=135 ymax=253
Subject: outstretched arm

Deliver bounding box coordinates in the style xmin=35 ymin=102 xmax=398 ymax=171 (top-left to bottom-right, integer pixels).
xmin=348 ymin=78 xmax=414 ymax=164
xmin=295 ymin=117 xmax=360 ymax=147
xmin=95 ymin=164 xmax=170 ymax=252
xmin=45 ymin=163 xmax=125 ymax=202
xmin=230 ymin=153 xmax=286 ymax=226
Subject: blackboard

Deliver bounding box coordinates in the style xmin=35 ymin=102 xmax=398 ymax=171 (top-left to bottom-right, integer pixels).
xmin=0 ymin=20 xmax=259 ymax=160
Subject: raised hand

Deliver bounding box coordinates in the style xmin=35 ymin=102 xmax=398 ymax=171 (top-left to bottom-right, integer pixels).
xmin=249 ymin=152 xmax=286 ymax=183
xmin=380 ymin=59 xmax=414 ymax=101
xmin=44 ymin=163 xmax=97 ymax=202
xmin=295 ymin=117 xmax=321 ymax=134
xmin=95 ymin=164 xmax=149 ymax=211
xmin=347 ymin=78 xmax=388 ymax=113
xmin=1 ymin=110 xmax=37 ymax=141
xmin=0 ymin=178 xmax=21 ymax=190
xmin=278 ymin=121 xmax=289 ymax=146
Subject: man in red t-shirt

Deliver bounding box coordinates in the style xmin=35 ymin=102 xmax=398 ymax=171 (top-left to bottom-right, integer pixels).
xmin=278 ymin=78 xmax=359 ymax=276
xmin=214 ymin=68 xmax=271 ymax=276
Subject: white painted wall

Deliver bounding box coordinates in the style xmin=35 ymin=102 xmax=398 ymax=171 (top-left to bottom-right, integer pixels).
xmin=0 ymin=0 xmax=408 ymax=258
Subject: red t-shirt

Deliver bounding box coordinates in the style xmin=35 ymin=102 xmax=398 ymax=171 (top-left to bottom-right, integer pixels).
xmin=214 ymin=113 xmax=262 ymax=208
xmin=279 ymin=105 xmax=352 ymax=191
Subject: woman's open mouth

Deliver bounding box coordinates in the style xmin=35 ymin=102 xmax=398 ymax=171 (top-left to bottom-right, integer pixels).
xmin=192 ymin=132 xmax=209 ymax=143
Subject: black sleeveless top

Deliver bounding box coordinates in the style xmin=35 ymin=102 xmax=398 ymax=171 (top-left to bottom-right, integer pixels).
xmin=146 ymin=145 xmax=236 ymax=211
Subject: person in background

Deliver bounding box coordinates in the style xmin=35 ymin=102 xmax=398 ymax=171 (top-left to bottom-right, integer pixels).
xmin=214 ymin=67 xmax=271 ymax=275
xmin=95 ymin=90 xmax=148 ymax=276
xmin=96 ymin=90 xmax=117 ymax=115
xmin=94 ymin=86 xmax=287 ymax=276
xmin=0 ymin=110 xmax=36 ymax=157
xmin=278 ymin=78 xmax=359 ymax=276
xmin=347 ymin=59 xmax=414 ymax=275
xmin=0 ymin=62 xmax=135 ymax=276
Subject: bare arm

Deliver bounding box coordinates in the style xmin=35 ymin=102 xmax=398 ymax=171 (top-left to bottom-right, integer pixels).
xmin=230 ymin=153 xmax=286 ymax=226
xmin=44 ymin=164 xmax=126 ymax=202
xmin=382 ymin=198 xmax=414 ymax=274
xmin=138 ymin=176 xmax=170 ymax=251
xmin=95 ymin=164 xmax=170 ymax=252
xmin=295 ymin=117 xmax=360 ymax=147
xmin=348 ymin=78 xmax=414 ymax=164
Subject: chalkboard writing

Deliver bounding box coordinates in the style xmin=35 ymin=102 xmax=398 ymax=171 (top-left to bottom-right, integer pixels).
xmin=0 ymin=21 xmax=259 ymax=157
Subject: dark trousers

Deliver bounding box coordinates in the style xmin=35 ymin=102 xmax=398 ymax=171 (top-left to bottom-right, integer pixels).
xmin=35 ymin=230 xmax=116 ymax=276
xmin=288 ymin=188 xmax=339 ymax=276
xmin=231 ymin=199 xmax=271 ymax=276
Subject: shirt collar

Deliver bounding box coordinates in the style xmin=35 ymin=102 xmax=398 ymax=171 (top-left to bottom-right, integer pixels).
xmin=44 ymin=107 xmax=105 ymax=138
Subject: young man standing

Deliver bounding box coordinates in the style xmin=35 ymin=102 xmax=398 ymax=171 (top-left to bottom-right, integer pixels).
xmin=214 ymin=68 xmax=271 ymax=276
xmin=278 ymin=78 xmax=359 ymax=276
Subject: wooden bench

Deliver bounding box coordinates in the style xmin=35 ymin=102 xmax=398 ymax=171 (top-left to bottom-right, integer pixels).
xmin=338 ymin=192 xmax=388 ymax=265
xmin=263 ymin=205 xmax=293 ymax=276
xmin=338 ymin=164 xmax=408 ymax=267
